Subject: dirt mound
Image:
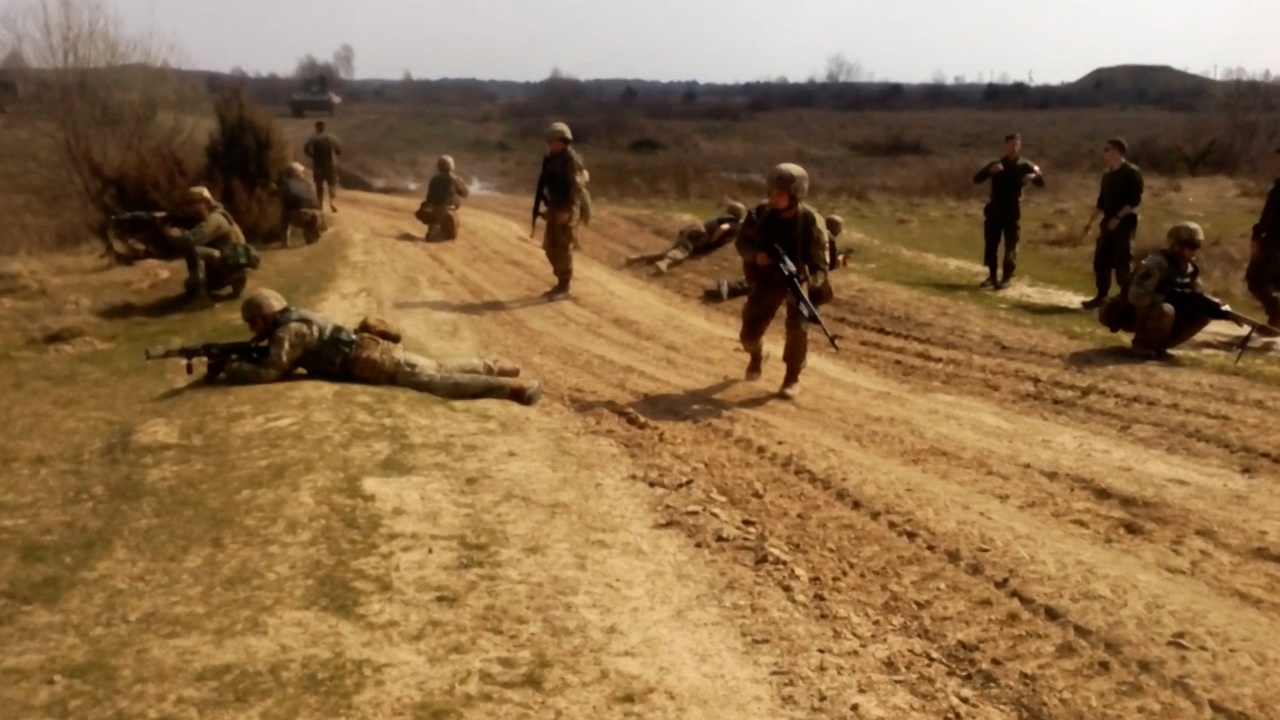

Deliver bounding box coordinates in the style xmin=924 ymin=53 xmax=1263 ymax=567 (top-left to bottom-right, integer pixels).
xmin=0 ymin=259 xmax=54 ymax=299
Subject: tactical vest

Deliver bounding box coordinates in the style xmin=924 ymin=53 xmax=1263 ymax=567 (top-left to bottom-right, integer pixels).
xmin=1154 ymin=250 xmax=1199 ymax=295
xmin=276 ymin=308 xmax=357 ymax=379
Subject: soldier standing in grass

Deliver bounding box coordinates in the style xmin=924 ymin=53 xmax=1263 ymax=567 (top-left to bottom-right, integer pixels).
xmin=972 ymin=133 xmax=1044 ymax=289
xmin=1245 ymin=146 xmax=1280 ymax=335
xmin=735 ymin=164 xmax=829 ymax=399
xmin=1081 ymin=138 xmax=1144 ymax=309
xmin=531 ymin=122 xmax=589 ymax=300
xmin=303 ymin=120 xmax=342 ymax=213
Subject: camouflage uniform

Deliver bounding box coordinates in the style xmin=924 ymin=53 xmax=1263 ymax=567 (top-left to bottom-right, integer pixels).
xmin=1246 ymin=175 xmax=1280 ymax=326
xmin=972 ymin=142 xmax=1044 ymax=286
xmin=303 ymin=127 xmax=342 ymax=209
xmin=276 ymin=163 xmax=326 ymax=245
xmin=222 ymin=290 xmax=542 ymax=404
xmin=628 ymin=202 xmax=747 ymax=274
xmin=534 ymin=122 xmax=589 ymax=298
xmin=1126 ymin=223 xmax=1214 ymax=356
xmin=736 ymin=164 xmax=828 ymax=398
xmin=707 ymin=213 xmax=844 ymax=303
xmin=171 ymin=187 xmax=257 ymax=299
xmin=416 ymin=155 xmax=470 ymax=241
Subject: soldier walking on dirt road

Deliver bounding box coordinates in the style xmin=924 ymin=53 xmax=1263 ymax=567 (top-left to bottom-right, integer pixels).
xmin=972 ymin=133 xmax=1044 ymax=289
xmin=213 ymin=289 xmax=543 ymax=405
xmin=416 ymin=155 xmax=470 ymax=241
xmin=303 ymin=120 xmax=342 ymax=213
xmin=531 ymin=122 xmax=589 ymax=301
xmin=735 ymin=164 xmax=830 ymax=399
xmin=1245 ymin=147 xmax=1280 ymax=335
xmin=1082 ymin=138 xmax=1144 ymax=309
xmin=626 ymin=201 xmax=746 ymax=274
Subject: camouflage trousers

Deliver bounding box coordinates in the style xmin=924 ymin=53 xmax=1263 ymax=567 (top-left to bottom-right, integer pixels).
xmin=416 ymin=205 xmax=459 ymax=240
xmin=184 ymin=245 xmax=245 ymax=296
xmin=278 ymin=208 xmax=326 ymax=245
xmin=740 ymin=276 xmax=808 ymax=372
xmin=1131 ymin=302 xmax=1212 ymax=352
xmin=1245 ymin=252 xmax=1280 ymax=325
xmin=313 ymin=169 xmax=338 ymax=205
xmin=1093 ymin=218 xmax=1137 ymax=298
xmin=392 ymin=352 xmax=527 ymax=402
xmin=543 ymin=215 xmax=577 ymax=283
xmin=628 ymin=236 xmax=695 ymax=268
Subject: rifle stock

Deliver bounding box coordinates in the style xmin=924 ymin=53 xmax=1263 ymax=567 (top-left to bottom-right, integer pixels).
xmin=767 ymin=242 xmax=840 ymax=350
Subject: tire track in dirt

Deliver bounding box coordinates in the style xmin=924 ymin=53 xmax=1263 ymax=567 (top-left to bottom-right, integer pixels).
xmin=349 ymin=192 xmax=1280 ymax=719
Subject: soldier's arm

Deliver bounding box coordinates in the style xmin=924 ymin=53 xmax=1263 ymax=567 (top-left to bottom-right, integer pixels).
xmin=1124 ymin=165 xmax=1143 ymax=210
xmin=303 ymin=138 xmax=315 ymax=159
xmin=973 ymin=163 xmax=993 ymax=184
xmin=570 ymin=151 xmax=588 ymax=204
xmin=177 ymin=213 xmax=232 ymax=247
xmin=734 ymin=211 xmax=765 ymax=262
xmin=1127 ymin=255 xmax=1166 ymax=307
xmin=221 ymin=324 xmax=316 ymax=384
xmin=454 ymin=175 xmax=470 ymax=198
xmin=1025 ymin=161 xmax=1046 ymax=188
xmin=332 ymin=136 xmax=342 ymax=157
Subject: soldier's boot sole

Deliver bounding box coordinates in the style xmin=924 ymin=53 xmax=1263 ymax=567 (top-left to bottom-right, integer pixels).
xmin=491 ymin=360 xmax=521 ymax=378
xmin=778 ymin=368 xmax=801 ymax=400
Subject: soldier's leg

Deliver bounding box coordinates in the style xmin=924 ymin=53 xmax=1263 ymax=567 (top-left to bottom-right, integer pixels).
xmin=441 ymin=209 xmax=459 ymax=239
xmin=299 ymin=210 xmax=323 ymax=244
xmin=434 ymin=357 xmax=521 ymax=378
xmin=1112 ymin=224 xmax=1135 ymax=291
xmin=1246 ymin=255 xmax=1280 ymax=325
xmin=325 ymin=172 xmax=338 ymax=209
xmin=828 ymin=237 xmax=838 ymax=270
xmin=981 ymin=217 xmax=1001 ymax=285
xmin=183 ymin=246 xmax=220 ymax=293
xmin=1000 ymin=217 xmax=1020 ymax=283
xmin=314 ymin=177 xmax=328 ymax=207
xmin=1131 ymin=303 xmax=1177 ymax=352
xmin=392 ymin=353 xmax=539 ymax=404
xmin=1085 ymin=231 xmax=1112 ymax=306
xmin=542 ymin=220 xmax=574 ymax=294
xmin=625 ymin=251 xmax=667 ymax=266
xmin=739 ymin=282 xmax=786 ymax=380
xmin=780 ymin=296 xmax=810 ymax=394
xmin=1166 ymin=311 xmax=1213 ymax=350
xmin=655 ymin=242 xmax=692 ymax=273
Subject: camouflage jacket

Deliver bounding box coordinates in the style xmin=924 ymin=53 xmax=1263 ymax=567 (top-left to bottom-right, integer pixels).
xmin=181 ymin=204 xmax=246 ymax=249
xmin=223 ymin=309 xmax=353 ymax=384
xmin=425 ymin=171 xmax=470 ymax=207
xmin=304 ymin=133 xmax=342 ymax=169
xmin=735 ymin=203 xmax=827 ymax=284
xmin=1128 ymin=250 xmax=1201 ymax=308
xmin=536 ymin=147 xmax=588 ymax=212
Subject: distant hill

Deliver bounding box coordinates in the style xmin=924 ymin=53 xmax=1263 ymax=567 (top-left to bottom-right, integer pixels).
xmin=1072 ymin=65 xmax=1216 ymax=94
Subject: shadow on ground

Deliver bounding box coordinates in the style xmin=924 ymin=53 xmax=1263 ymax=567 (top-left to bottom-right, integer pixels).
xmin=95 ymin=293 xmax=233 ymax=321
xmin=572 ymin=378 xmax=778 ymax=423
xmin=1065 ymin=345 xmax=1174 ymax=368
xmin=396 ymin=297 xmax=547 ymax=316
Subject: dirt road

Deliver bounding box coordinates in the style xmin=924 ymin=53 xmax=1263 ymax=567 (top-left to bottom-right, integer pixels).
xmin=334 ymin=191 xmax=1280 ymax=719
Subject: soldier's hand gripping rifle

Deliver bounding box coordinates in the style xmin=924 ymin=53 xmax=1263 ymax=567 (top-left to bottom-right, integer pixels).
xmin=530 ymin=169 xmax=547 ymax=238
xmin=1174 ymin=293 xmax=1280 ymax=364
xmin=767 ymin=242 xmax=840 ymax=350
xmin=145 ymin=340 xmax=269 ymax=379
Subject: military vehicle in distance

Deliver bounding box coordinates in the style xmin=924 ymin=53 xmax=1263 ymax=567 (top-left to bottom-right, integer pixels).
xmin=288 ymin=76 xmax=341 ymax=117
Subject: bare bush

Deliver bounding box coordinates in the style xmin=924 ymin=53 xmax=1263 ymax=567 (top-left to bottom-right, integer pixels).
xmin=203 ymin=83 xmax=289 ymax=243
xmin=0 ymin=0 xmax=205 ymax=256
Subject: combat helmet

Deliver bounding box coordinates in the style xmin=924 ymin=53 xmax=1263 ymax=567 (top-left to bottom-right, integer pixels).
xmin=825 ymin=214 xmax=845 ymax=235
xmin=546 ymin=122 xmax=573 ymax=142
xmin=1167 ymin=221 xmax=1204 ymax=249
xmin=725 ymin=201 xmax=747 ymax=221
xmin=437 ymin=155 xmax=455 ymax=172
xmin=766 ymin=163 xmax=809 ymax=201
xmin=240 ymin=288 xmax=288 ymax=323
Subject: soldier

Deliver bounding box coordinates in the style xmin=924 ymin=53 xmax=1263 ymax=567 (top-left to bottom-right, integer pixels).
xmin=1245 ymin=146 xmax=1280 ymax=335
xmin=214 ymin=289 xmax=543 ymax=405
xmin=1120 ymin=222 xmax=1219 ymax=359
xmin=626 ymin=201 xmax=747 ymax=274
xmin=165 ymin=186 xmax=258 ymax=305
xmin=531 ymin=122 xmax=589 ymax=300
xmin=415 ymin=155 xmax=470 ymax=241
xmin=706 ymin=214 xmax=848 ymax=303
xmin=1082 ymin=138 xmax=1144 ymax=309
xmin=735 ymin=164 xmax=829 ymax=399
xmin=972 ymin=133 xmax=1045 ymax=289
xmin=273 ymin=163 xmax=326 ymax=246
xmin=303 ymin=120 xmax=341 ymax=213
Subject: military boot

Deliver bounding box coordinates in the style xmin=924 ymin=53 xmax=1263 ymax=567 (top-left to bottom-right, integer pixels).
xmin=512 ymin=381 xmax=543 ymax=406
xmin=543 ymin=280 xmax=571 ymax=301
xmin=653 ymin=259 xmax=671 ymax=275
xmin=979 ymin=275 xmax=997 ymax=289
xmin=778 ymin=366 xmax=801 ymax=400
xmin=745 ymin=351 xmax=764 ymax=381
xmin=490 ymin=359 xmax=521 ymax=378
xmin=1081 ymin=295 xmax=1105 ymax=310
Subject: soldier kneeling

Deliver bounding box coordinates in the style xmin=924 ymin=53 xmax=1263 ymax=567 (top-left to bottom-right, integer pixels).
xmin=1099 ymin=222 xmax=1222 ymax=360
xmin=415 ymin=155 xmax=470 ymax=241
xmin=213 ymin=289 xmax=542 ymax=405
xmin=274 ymin=162 xmax=327 ymax=246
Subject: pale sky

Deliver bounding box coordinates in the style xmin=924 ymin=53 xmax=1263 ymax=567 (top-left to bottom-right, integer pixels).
xmin=108 ymin=0 xmax=1276 ymax=84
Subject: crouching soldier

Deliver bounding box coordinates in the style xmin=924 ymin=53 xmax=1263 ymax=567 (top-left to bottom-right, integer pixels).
xmin=1100 ymin=222 xmax=1219 ymax=359
xmin=274 ymin=163 xmax=327 ymax=246
xmin=213 ymin=289 xmax=543 ymax=405
xmin=415 ymin=154 xmax=470 ymax=241
xmin=166 ymin=186 xmax=259 ymax=306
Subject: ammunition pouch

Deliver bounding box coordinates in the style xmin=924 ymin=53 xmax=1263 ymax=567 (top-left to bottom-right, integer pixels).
xmin=356 ymin=316 xmax=403 ymax=344
xmin=218 ymin=242 xmax=261 ymax=271
xmin=347 ymin=333 xmax=400 ymax=385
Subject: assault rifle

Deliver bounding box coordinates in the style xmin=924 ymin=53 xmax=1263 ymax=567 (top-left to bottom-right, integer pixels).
xmin=767 ymin=242 xmax=840 ymax=350
xmin=145 ymin=340 xmax=268 ymax=377
xmin=1171 ymin=292 xmax=1279 ymax=364
xmin=530 ymin=167 xmax=547 ymax=236
xmin=111 ymin=210 xmax=169 ymax=223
